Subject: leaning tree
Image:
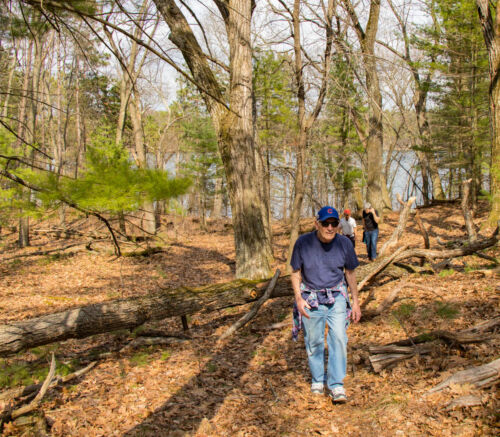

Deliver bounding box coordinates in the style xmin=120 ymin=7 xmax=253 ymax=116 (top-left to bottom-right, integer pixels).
xmin=25 ymin=0 xmax=273 ymax=280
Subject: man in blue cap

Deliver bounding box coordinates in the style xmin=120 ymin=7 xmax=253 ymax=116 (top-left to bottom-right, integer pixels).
xmin=291 ymin=206 xmax=361 ymax=403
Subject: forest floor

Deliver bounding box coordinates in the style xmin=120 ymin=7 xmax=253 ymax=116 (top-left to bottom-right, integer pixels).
xmin=0 ymin=203 xmax=499 ymax=436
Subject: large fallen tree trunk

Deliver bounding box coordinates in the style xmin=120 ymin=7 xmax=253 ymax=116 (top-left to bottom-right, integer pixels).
xmin=1 ymin=228 xmax=498 ymax=356
xmin=0 ymin=276 xmax=293 ymax=356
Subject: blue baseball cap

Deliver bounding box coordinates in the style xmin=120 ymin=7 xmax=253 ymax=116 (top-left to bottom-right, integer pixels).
xmin=316 ymin=206 xmax=339 ymax=222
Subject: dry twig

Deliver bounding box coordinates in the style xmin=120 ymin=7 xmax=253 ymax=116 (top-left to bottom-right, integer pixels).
xmin=11 ymin=353 xmax=56 ymax=419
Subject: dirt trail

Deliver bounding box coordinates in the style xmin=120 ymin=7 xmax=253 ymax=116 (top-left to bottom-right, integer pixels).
xmin=0 ymin=204 xmax=498 ymax=436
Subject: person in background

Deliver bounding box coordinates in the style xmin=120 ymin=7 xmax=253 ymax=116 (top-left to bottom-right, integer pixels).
xmin=291 ymin=206 xmax=361 ymax=403
xmin=340 ymin=209 xmax=356 ymax=247
xmin=362 ymin=202 xmax=380 ymax=261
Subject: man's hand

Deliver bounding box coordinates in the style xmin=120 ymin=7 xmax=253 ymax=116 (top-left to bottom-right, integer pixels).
xmin=296 ymin=296 xmax=311 ymax=319
xmin=350 ymin=301 xmax=361 ymax=323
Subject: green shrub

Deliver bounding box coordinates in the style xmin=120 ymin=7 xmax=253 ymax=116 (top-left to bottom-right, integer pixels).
xmin=434 ymin=300 xmax=459 ymax=319
xmin=0 ymin=358 xmax=77 ymax=389
xmin=438 ymin=269 xmax=455 ymax=278
xmin=392 ymin=302 xmax=416 ymax=319
xmin=130 ymin=351 xmax=151 ymax=367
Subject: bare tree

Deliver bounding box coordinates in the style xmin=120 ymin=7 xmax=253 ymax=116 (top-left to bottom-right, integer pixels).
xmin=341 ymin=0 xmax=391 ymax=212
xmin=383 ymin=0 xmax=445 ymax=203
xmin=103 ymin=0 xmax=159 ymax=235
xmin=153 ymin=0 xmax=273 ymax=278
xmin=270 ymin=0 xmax=335 ymax=269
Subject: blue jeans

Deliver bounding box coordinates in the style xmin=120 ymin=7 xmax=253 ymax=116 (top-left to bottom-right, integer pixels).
xmin=302 ymin=294 xmax=348 ymax=390
xmin=365 ymin=228 xmax=379 ymax=260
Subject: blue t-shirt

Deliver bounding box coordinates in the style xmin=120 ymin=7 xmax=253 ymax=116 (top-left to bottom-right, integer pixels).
xmin=290 ymin=231 xmax=359 ymax=289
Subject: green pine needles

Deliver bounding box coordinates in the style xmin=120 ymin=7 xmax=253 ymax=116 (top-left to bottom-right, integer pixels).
xmin=44 ymin=145 xmax=191 ymax=214
xmin=0 ymin=126 xmax=191 ymax=220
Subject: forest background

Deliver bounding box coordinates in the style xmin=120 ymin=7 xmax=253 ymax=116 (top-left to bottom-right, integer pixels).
xmin=1 ymin=0 xmax=499 ymax=280
xmin=0 ymin=1 xmax=500 ymax=436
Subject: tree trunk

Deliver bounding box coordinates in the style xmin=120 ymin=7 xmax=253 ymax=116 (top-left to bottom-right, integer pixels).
xmin=1 ymin=45 xmax=18 ymax=119
xmin=212 ymin=177 xmax=223 ymax=218
xmin=155 ymin=0 xmax=273 ymax=279
xmin=15 ymin=42 xmax=33 ymax=249
xmin=73 ymin=56 xmax=85 ymax=178
xmin=476 ymin=0 xmax=500 ymax=224
xmin=461 ymin=179 xmax=477 ymax=241
xmin=286 ymin=130 xmax=307 ymax=271
xmin=418 ymin=154 xmax=431 ymax=205
xmin=129 ymin=95 xmax=156 ymax=235
xmin=344 ymin=0 xmax=385 ymax=212
xmin=18 ymin=217 xmax=30 ymax=248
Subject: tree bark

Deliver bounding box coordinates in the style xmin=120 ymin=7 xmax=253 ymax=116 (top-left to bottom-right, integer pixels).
xmin=428 ymin=358 xmax=500 ymax=393
xmin=476 ymin=0 xmax=500 ymax=224
xmin=212 ymin=177 xmax=223 ymax=218
xmin=369 ymin=344 xmax=433 ymax=373
xmin=154 ymin=0 xmax=272 ymax=279
xmin=0 ymin=276 xmax=293 ymax=356
xmin=461 ymin=179 xmax=477 ymax=241
xmin=343 ymin=0 xmax=386 ymax=212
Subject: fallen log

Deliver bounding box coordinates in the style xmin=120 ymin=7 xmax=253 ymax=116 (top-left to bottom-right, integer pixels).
xmin=391 ymin=227 xmax=499 ymax=265
xmin=368 ymin=318 xmax=500 ymax=372
xmin=368 ymin=344 xmax=433 ymax=373
xmin=378 ymin=263 xmax=433 ymax=280
xmin=427 ymin=358 xmax=500 ymax=394
xmin=1 ymin=227 xmax=497 ymax=357
xmin=390 ymin=327 xmax=499 ymax=348
xmin=0 ymin=276 xmax=292 ymax=356
xmin=1 ymin=242 xmax=87 ymax=262
xmin=358 ymin=245 xmax=409 ymax=291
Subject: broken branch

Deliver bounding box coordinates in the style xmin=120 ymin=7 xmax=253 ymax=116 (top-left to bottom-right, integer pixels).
xmin=219 ymin=269 xmax=281 ymax=340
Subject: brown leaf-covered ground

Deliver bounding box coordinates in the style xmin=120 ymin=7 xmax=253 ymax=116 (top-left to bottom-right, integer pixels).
xmin=0 ymin=203 xmax=499 ymax=436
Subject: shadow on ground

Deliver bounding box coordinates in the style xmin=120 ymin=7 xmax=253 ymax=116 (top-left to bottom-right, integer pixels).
xmin=122 ymin=298 xmax=305 ymax=436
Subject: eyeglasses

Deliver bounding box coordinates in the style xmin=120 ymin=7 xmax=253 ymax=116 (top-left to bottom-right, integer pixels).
xmin=320 ymin=220 xmax=339 ymax=228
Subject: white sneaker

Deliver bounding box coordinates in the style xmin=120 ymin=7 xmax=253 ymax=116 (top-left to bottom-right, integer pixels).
xmin=311 ymin=383 xmax=324 ymax=395
xmin=329 ymin=386 xmax=347 ymax=403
